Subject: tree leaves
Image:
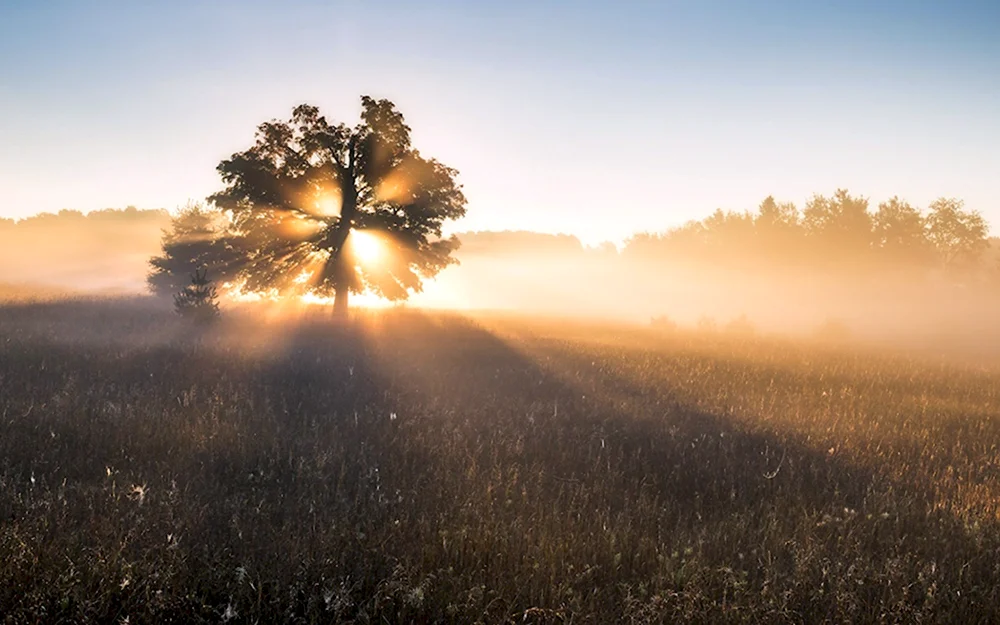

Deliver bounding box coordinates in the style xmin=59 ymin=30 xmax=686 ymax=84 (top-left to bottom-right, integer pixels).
xmin=201 ymin=96 xmax=467 ymax=305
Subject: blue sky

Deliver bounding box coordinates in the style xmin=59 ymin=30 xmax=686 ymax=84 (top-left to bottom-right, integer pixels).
xmin=1 ymin=0 xmax=998 ymax=243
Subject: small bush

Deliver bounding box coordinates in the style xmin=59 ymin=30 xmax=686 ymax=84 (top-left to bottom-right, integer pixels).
xmin=174 ymin=268 xmax=219 ymax=323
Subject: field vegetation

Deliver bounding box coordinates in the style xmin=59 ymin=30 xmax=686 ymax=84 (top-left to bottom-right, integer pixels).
xmin=2 ymin=299 xmax=1000 ymax=623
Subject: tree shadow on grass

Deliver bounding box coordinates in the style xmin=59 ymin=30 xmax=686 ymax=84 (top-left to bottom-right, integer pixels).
xmin=341 ymin=311 xmax=1000 ymax=622
xmin=3 ymin=302 xmax=1000 ymax=623
xmin=354 ymin=312 xmax=872 ymax=511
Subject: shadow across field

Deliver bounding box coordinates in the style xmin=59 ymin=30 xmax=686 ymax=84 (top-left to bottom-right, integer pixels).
xmin=1 ymin=301 xmax=999 ymax=623
xmin=361 ymin=313 xmax=875 ymax=512
xmin=340 ymin=313 xmax=1000 ymax=621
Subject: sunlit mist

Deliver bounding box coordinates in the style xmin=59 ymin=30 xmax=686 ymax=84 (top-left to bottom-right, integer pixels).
xmin=374 ymin=168 xmax=415 ymax=204
xmin=301 ymin=290 xmax=391 ymax=309
xmin=313 ymin=188 xmax=342 ymax=218
xmin=224 ymin=278 xmax=392 ymax=311
xmin=4 ymin=2 xmax=1000 ymax=621
xmin=276 ymin=214 xmax=323 ymax=239
xmin=349 ymin=229 xmax=384 ymax=266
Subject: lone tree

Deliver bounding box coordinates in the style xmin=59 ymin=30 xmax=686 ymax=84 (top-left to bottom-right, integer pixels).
xmin=174 ymin=268 xmax=220 ymax=323
xmin=209 ymin=96 xmax=467 ymax=315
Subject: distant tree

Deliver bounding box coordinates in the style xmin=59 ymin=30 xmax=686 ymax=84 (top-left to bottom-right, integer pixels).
xmin=148 ymin=202 xmax=236 ymax=297
xmin=620 ymin=231 xmax=668 ymax=261
xmin=872 ymin=196 xmax=930 ymax=265
xmin=803 ymin=189 xmax=873 ymax=257
xmin=588 ymin=241 xmax=620 ymax=258
xmin=755 ymin=195 xmax=799 ymax=229
xmin=174 ymin=268 xmax=220 ymax=323
xmin=699 ymin=209 xmax=756 ymax=262
xmin=702 ymin=208 xmax=756 ymax=238
xmin=755 ymin=195 xmax=802 ymax=263
xmin=56 ymin=209 xmax=85 ymax=220
xmin=924 ymin=197 xmax=989 ymax=269
xmin=633 ymin=211 xmax=755 ymax=266
xmin=656 ymin=221 xmax=708 ymax=260
xmin=208 ymin=96 xmax=467 ymax=316
xmin=622 ymin=191 xmax=996 ymax=284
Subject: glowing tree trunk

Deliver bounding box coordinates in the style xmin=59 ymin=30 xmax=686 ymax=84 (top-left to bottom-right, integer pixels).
xmin=333 ymin=287 xmax=349 ymax=318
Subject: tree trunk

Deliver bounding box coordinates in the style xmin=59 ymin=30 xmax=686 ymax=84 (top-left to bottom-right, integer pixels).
xmin=333 ymin=287 xmax=349 ymax=318
xmin=328 ymin=136 xmax=358 ymax=320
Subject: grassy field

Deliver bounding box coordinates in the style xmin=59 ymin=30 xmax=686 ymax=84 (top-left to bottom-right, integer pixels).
xmin=2 ymin=299 xmax=1000 ymax=623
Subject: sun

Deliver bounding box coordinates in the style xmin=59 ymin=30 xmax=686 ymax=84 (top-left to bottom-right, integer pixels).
xmin=349 ymin=229 xmax=383 ymax=265
xmin=314 ymin=187 xmax=342 ymax=217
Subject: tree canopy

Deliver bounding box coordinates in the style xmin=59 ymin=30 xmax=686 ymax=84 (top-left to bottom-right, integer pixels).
xmin=204 ymin=96 xmax=467 ymax=313
xmin=147 ymin=201 xmax=235 ymax=297
xmin=925 ymin=198 xmax=989 ymax=268
xmin=623 ymin=189 xmax=993 ymax=280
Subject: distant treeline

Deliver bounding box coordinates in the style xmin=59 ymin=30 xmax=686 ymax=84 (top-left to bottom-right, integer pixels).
xmin=0 ymin=208 xmax=170 ymax=291
xmin=431 ymin=193 xmax=1000 ymax=333
xmin=2 ymin=192 xmax=999 ymax=301
xmin=0 ymin=207 xmax=168 ymax=228
xmin=625 ymin=191 xmax=1000 ymax=283
xmin=455 ymin=191 xmax=1000 ymax=281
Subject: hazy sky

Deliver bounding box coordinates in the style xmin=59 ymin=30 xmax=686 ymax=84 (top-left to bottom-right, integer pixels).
xmin=2 ymin=0 xmax=998 ymax=243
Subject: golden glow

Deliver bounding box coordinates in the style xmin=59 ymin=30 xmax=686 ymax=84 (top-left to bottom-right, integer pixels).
xmin=349 ymin=229 xmax=384 ymax=265
xmin=225 ymin=278 xmax=394 ymax=310
xmin=276 ymin=215 xmax=322 ymax=239
xmin=301 ymin=291 xmax=392 ymax=308
xmin=314 ymin=188 xmax=342 ymax=217
xmin=374 ymin=168 xmax=415 ymax=204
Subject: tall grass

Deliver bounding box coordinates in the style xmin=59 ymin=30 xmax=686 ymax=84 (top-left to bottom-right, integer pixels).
xmin=1 ymin=299 xmax=999 ymax=623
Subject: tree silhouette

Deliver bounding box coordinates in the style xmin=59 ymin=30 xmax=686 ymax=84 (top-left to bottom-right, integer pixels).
xmin=754 ymin=196 xmax=802 ymax=264
xmin=148 ymin=202 xmax=237 ymax=297
xmin=803 ymin=189 xmax=873 ymax=259
xmin=755 ymin=195 xmax=800 ymax=230
xmin=925 ymin=197 xmax=988 ymax=269
xmin=208 ymin=96 xmax=467 ymax=315
xmin=174 ymin=268 xmax=220 ymax=323
xmin=872 ymin=196 xmax=930 ymax=266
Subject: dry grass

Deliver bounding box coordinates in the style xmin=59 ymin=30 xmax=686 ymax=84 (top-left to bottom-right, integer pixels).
xmin=1 ymin=298 xmax=999 ymax=623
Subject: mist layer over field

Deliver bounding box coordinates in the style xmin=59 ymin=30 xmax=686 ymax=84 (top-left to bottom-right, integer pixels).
xmin=0 ymin=208 xmax=169 ymax=293
xmin=4 ymin=208 xmax=1000 ymax=359
xmin=439 ymin=232 xmax=1000 ymax=346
